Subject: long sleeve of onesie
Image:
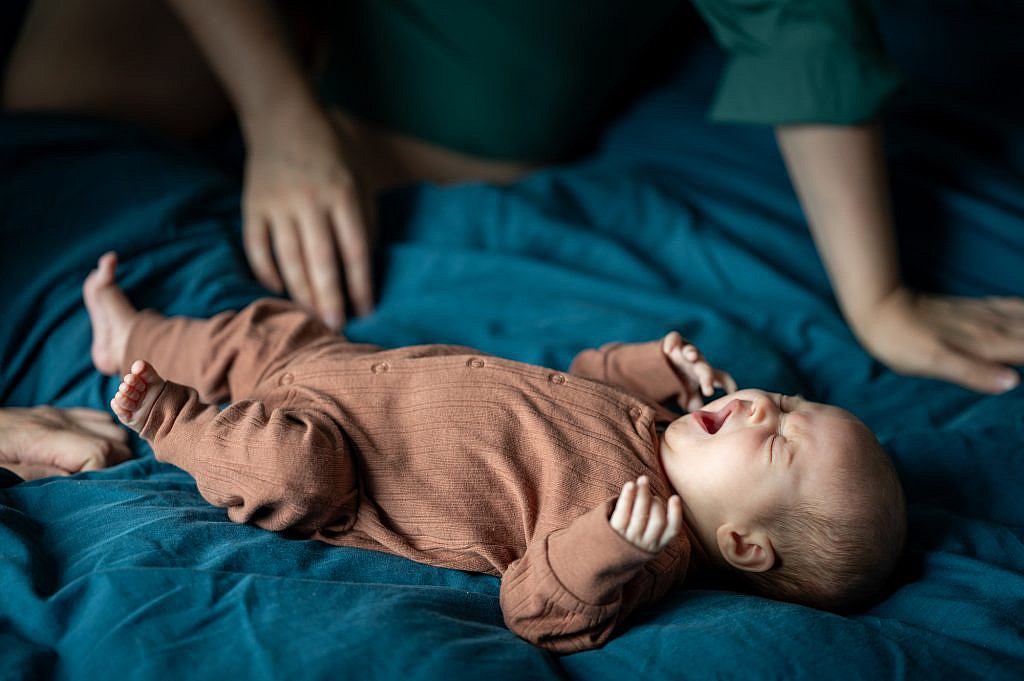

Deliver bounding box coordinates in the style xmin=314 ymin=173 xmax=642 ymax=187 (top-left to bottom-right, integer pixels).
xmin=569 ymin=341 xmax=682 ymax=404
xmin=137 ymin=380 xmax=359 ymax=534
xmin=500 ymin=498 xmax=686 ymax=654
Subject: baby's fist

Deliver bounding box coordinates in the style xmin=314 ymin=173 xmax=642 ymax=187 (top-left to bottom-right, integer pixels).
xmin=609 ymin=476 xmax=682 ymax=554
xmin=661 ymin=331 xmax=737 ymax=411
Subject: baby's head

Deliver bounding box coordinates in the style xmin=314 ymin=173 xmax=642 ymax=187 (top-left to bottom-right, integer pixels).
xmin=659 ymin=389 xmax=905 ymax=610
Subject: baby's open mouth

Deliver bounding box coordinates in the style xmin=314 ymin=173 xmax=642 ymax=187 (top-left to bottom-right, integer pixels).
xmin=693 ymin=400 xmax=739 ymax=435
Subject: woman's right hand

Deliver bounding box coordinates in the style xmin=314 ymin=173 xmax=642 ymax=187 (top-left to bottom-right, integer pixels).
xmin=242 ymin=101 xmax=375 ymax=330
xmin=0 ymin=406 xmax=132 ymax=480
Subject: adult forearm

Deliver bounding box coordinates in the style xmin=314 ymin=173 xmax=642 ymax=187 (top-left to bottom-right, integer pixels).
xmin=775 ymin=123 xmax=902 ymax=332
xmin=165 ymin=0 xmax=317 ymax=137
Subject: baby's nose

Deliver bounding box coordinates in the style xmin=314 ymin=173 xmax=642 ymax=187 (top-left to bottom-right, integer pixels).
xmin=745 ymin=397 xmax=774 ymax=423
xmin=729 ymin=399 xmax=756 ymax=422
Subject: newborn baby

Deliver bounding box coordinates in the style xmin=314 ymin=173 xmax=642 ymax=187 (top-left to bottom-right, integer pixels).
xmin=84 ymin=252 xmax=906 ymax=653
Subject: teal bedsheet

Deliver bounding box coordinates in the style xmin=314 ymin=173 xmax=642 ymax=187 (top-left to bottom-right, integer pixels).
xmin=1 ymin=23 xmax=1022 ymax=681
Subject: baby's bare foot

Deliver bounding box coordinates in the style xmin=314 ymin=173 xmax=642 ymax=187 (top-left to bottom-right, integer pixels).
xmin=83 ymin=252 xmax=137 ymax=375
xmin=110 ymin=360 xmax=165 ymax=433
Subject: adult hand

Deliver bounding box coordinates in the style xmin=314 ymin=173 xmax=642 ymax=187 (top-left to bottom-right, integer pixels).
xmin=855 ymin=287 xmax=1023 ymax=394
xmin=242 ymin=101 xmax=375 ymax=330
xmin=0 ymin=406 xmax=133 ymax=480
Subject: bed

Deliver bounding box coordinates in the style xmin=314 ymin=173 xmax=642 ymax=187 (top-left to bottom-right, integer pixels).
xmin=1 ymin=5 xmax=1022 ymax=679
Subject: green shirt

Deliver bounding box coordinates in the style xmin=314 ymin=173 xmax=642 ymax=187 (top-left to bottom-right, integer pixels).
xmin=317 ymin=0 xmax=903 ymax=162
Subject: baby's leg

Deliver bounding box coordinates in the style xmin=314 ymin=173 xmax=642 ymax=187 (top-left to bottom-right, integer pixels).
xmin=110 ymin=359 xmax=359 ymax=534
xmin=110 ymin=359 xmax=165 ymax=433
xmin=84 ymin=251 xmax=370 ymax=403
xmin=83 ymin=252 xmax=138 ymax=376
xmin=124 ymin=299 xmax=346 ymax=403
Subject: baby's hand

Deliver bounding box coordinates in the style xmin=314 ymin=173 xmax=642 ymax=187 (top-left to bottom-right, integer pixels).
xmin=661 ymin=331 xmax=737 ymax=412
xmin=609 ymin=476 xmax=683 ymax=554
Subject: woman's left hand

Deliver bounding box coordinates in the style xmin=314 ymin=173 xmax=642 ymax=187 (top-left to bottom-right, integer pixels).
xmin=855 ymin=287 xmax=1023 ymax=393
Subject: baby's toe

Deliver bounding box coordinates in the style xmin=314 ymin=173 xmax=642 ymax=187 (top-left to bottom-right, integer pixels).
xmin=110 ymin=397 xmax=132 ymax=421
xmin=118 ymin=383 xmax=140 ymax=401
xmin=115 ymin=389 xmax=138 ymax=409
xmin=130 ymin=360 xmax=162 ymax=387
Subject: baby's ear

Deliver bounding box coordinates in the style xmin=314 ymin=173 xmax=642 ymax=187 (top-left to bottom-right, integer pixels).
xmin=716 ymin=524 xmax=776 ymax=573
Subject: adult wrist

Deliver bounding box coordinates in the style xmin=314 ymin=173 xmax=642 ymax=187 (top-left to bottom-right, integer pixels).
xmin=239 ymin=84 xmax=324 ymax=144
xmin=844 ymin=285 xmax=910 ymax=349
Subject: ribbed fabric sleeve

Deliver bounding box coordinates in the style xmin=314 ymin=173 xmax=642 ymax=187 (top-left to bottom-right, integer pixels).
xmin=569 ymin=341 xmax=682 ymax=404
xmin=500 ymin=498 xmax=683 ymax=653
xmin=691 ymin=0 xmax=905 ymax=124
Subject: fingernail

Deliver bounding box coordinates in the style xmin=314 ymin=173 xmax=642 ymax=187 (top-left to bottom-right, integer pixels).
xmin=997 ymin=371 xmax=1019 ymax=391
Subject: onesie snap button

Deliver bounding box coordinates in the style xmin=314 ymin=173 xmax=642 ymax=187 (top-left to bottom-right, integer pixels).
xmin=371 ymin=362 xmax=389 ymax=374
xmin=467 ymin=358 xmax=485 ymax=369
xmin=278 ymin=373 xmax=294 ymax=386
xmin=629 ymin=406 xmax=642 ymax=420
xmin=549 ymin=373 xmax=566 ymax=384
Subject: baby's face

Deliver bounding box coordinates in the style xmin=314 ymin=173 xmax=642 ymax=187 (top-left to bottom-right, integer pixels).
xmin=659 ymin=389 xmax=871 ymax=533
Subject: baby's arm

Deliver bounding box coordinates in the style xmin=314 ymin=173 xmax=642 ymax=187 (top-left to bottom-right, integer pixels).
xmin=500 ymin=481 xmax=687 ymax=653
xmin=118 ymin=363 xmax=359 ymax=534
xmin=569 ymin=332 xmax=736 ymax=410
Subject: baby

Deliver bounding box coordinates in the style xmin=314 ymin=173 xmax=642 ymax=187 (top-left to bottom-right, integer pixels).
xmin=84 ymin=252 xmax=906 ymax=653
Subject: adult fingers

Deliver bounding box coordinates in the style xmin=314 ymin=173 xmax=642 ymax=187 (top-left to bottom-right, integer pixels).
xmin=954 ymin=321 xmax=1024 ymax=364
xmin=928 ymin=296 xmax=1024 ymax=362
xmin=360 ymin=182 xmax=380 ymax=245
xmin=983 ymin=296 xmax=1024 ymax=316
xmin=73 ymin=414 xmax=129 ymax=442
xmin=64 ymin=407 xmax=115 ymax=423
xmin=37 ymin=430 xmax=121 ymax=472
xmin=332 ymin=202 xmax=374 ymax=318
xmin=98 ymin=436 xmax=133 ymax=465
xmin=4 ymin=463 xmax=69 ymax=480
xmin=70 ymin=419 xmax=133 ymax=465
xmin=243 ymin=213 xmax=284 ymax=293
xmin=928 ymin=343 xmax=1019 ymax=394
xmin=271 ymin=218 xmax=315 ymax=312
xmin=296 ymin=204 xmax=346 ymax=329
